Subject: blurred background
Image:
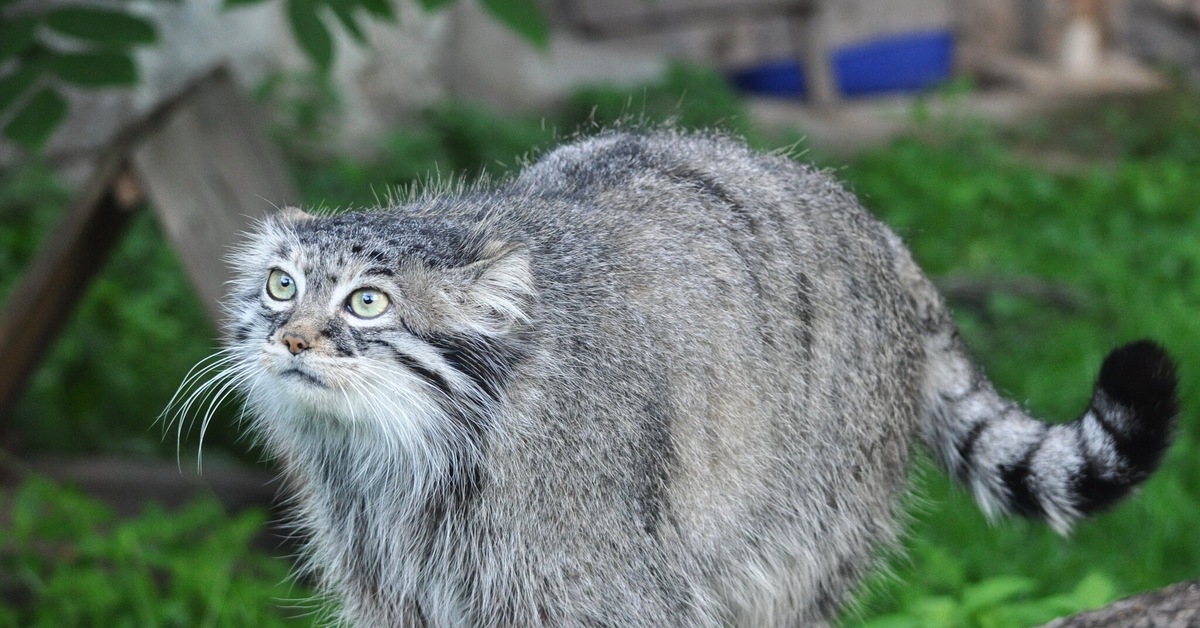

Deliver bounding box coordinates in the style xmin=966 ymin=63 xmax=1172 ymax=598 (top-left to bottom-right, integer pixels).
xmin=1 ymin=0 xmax=1198 ymax=625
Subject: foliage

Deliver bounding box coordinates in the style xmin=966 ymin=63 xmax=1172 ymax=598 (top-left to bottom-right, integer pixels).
xmin=0 ymin=0 xmax=548 ymax=151
xmin=0 ymin=5 xmax=156 ymax=149
xmin=854 ymin=569 xmax=1118 ymax=628
xmin=0 ymin=475 xmax=311 ymax=626
xmin=241 ymin=0 xmax=549 ymax=73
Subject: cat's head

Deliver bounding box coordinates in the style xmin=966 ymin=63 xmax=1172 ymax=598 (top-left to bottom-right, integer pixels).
xmin=215 ymin=206 xmax=535 ymax=451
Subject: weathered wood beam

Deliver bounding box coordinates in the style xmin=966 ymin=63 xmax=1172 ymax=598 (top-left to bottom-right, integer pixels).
xmin=134 ymin=69 xmax=298 ymax=324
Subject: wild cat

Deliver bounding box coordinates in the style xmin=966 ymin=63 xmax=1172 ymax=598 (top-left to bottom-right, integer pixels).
xmin=172 ymin=130 xmax=1178 ymax=626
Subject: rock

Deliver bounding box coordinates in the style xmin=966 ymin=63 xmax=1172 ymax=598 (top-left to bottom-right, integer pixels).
xmin=1040 ymin=580 xmax=1200 ymax=628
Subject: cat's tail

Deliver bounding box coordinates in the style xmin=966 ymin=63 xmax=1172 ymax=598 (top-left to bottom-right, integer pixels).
xmin=922 ymin=333 xmax=1179 ymax=534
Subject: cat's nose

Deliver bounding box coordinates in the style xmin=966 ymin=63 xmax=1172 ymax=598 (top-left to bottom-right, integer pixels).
xmin=282 ymin=332 xmax=311 ymax=355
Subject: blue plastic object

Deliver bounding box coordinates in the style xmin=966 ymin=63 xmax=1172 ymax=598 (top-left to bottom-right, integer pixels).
xmin=730 ymin=30 xmax=955 ymax=99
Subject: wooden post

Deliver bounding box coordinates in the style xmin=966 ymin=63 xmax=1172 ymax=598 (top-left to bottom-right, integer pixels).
xmin=1061 ymin=0 xmax=1103 ymax=76
xmin=133 ymin=69 xmax=298 ymax=323
xmin=792 ymin=0 xmax=840 ymax=110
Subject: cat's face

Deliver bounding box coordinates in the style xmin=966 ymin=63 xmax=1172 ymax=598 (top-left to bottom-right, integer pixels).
xmin=190 ymin=208 xmax=534 ymax=451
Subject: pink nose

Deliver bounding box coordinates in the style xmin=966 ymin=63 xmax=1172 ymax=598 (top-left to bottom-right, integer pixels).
xmin=282 ymin=332 xmax=310 ymax=355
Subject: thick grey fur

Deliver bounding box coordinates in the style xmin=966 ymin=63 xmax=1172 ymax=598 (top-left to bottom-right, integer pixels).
xmin=184 ymin=130 xmax=1177 ymax=626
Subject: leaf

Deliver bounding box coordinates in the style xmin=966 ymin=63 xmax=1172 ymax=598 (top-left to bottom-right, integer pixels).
xmin=44 ymin=7 xmax=157 ymax=46
xmin=961 ymin=575 xmax=1037 ymax=615
xmin=479 ymin=0 xmax=549 ymax=49
xmin=3 ymin=85 xmax=67 ymax=150
xmin=0 ymin=16 xmax=37 ymax=62
xmin=0 ymin=66 xmax=39 ymax=116
xmin=46 ymin=52 xmax=139 ymax=87
xmin=287 ymin=0 xmax=334 ymax=72
xmin=224 ymin=0 xmax=268 ymax=6
xmin=416 ymin=0 xmax=455 ymax=10
xmin=907 ymin=595 xmax=964 ymax=627
xmin=358 ymin=0 xmax=396 ymax=20
xmin=1069 ymin=571 xmax=1117 ymax=609
xmin=327 ymin=0 xmax=367 ymax=44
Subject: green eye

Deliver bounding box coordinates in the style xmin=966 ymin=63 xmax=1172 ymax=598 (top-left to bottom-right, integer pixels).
xmin=266 ymin=269 xmax=296 ymax=301
xmin=347 ymin=288 xmax=390 ymax=319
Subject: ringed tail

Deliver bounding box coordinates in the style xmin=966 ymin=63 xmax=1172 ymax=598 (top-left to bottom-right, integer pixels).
xmin=924 ymin=336 xmax=1179 ymax=534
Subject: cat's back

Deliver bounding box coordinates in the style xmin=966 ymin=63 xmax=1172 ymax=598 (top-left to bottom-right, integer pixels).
xmin=509 ymin=131 xmax=905 ymax=308
xmin=465 ymin=131 xmax=929 ymax=625
xmin=502 ymin=130 xmax=924 ymax=401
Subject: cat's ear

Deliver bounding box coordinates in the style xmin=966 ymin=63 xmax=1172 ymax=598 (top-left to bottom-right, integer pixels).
xmin=457 ymin=241 xmax=535 ymax=334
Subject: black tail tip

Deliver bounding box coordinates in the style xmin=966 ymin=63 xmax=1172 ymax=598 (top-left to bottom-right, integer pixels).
xmin=1098 ymin=340 xmax=1179 ymax=422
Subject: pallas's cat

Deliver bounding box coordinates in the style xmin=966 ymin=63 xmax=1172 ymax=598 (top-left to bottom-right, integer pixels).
xmin=174 ymin=131 xmax=1177 ymax=626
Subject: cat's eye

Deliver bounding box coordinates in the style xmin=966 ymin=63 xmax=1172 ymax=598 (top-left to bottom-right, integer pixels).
xmin=347 ymin=288 xmax=390 ymax=319
xmin=266 ymin=269 xmax=297 ymax=301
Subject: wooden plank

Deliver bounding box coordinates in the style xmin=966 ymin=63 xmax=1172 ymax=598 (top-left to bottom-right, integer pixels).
xmin=133 ymin=68 xmax=299 ymax=325
xmin=0 ymin=156 xmax=140 ymax=421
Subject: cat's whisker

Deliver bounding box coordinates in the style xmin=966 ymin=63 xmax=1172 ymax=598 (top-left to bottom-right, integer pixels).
xmin=158 ymin=349 xmax=241 ymax=431
xmin=164 ymin=355 xmax=247 ymax=465
xmin=173 ymin=359 xmax=244 ymax=438
xmin=195 ymin=364 xmax=256 ymax=470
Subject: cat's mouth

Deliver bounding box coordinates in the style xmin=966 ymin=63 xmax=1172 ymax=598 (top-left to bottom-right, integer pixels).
xmin=279 ymin=367 xmax=328 ymax=388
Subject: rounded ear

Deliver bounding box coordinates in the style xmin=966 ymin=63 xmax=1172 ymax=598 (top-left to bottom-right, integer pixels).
xmin=458 ymin=241 xmax=535 ymax=334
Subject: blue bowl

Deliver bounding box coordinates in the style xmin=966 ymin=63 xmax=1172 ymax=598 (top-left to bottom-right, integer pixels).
xmin=730 ymin=30 xmax=955 ymax=99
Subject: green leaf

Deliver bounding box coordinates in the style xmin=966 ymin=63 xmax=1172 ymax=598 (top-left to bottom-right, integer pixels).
xmin=961 ymin=575 xmax=1036 ymax=615
xmin=287 ymin=0 xmax=334 ymax=72
xmin=327 ymin=0 xmax=367 ymax=44
xmin=907 ymin=595 xmax=964 ymax=627
xmin=44 ymin=7 xmax=157 ymax=46
xmin=358 ymin=0 xmax=396 ymax=20
xmin=479 ymin=0 xmax=549 ymax=49
xmin=3 ymin=86 xmax=68 ymax=150
xmin=0 ymin=16 xmax=38 ymax=62
xmin=1069 ymin=572 xmax=1117 ymax=609
xmin=224 ymin=0 xmax=268 ymax=6
xmin=0 ymin=66 xmax=39 ymax=117
xmin=417 ymin=0 xmax=455 ymax=10
xmin=46 ymin=52 xmax=138 ymax=87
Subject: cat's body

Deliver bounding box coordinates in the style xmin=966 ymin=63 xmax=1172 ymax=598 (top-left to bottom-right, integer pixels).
xmin=199 ymin=131 xmax=1177 ymax=626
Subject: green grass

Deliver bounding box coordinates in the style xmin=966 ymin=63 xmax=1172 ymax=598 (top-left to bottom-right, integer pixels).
xmin=1 ymin=66 xmax=1197 ymax=624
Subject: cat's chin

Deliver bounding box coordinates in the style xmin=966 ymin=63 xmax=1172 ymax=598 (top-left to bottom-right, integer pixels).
xmin=248 ymin=375 xmax=344 ymax=424
xmin=248 ymin=363 xmax=453 ymax=450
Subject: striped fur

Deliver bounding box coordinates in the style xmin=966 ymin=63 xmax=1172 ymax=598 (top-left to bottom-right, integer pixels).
xmin=924 ymin=333 xmax=1177 ymax=533
xmin=170 ymin=130 xmax=1179 ymax=626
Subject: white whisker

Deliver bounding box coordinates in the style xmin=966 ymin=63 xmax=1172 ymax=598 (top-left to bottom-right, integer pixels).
xmin=161 ymin=349 xmax=249 ymax=467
